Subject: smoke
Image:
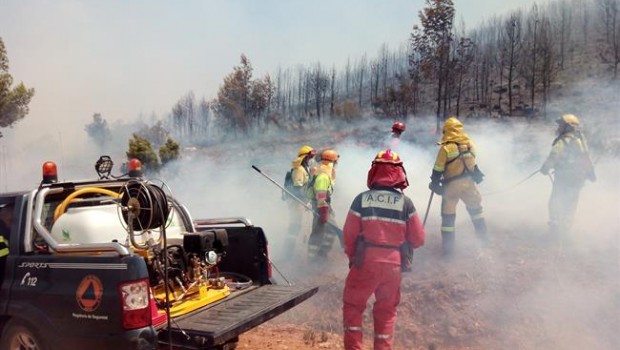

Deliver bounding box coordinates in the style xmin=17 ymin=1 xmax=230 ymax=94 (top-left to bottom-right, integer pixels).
xmin=0 ymin=101 xmax=617 ymax=349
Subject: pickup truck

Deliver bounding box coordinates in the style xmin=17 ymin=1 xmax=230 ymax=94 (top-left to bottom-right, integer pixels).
xmin=0 ymin=156 xmax=318 ymax=350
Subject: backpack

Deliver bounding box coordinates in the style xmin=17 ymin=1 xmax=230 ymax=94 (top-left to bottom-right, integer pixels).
xmin=282 ymin=169 xmax=294 ymax=200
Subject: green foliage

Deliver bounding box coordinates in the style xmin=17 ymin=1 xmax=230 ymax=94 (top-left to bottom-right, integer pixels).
xmin=0 ymin=37 xmax=35 ymax=137
xmin=127 ymin=133 xmax=160 ymax=172
xmin=159 ymin=137 xmax=180 ymax=165
xmin=212 ymin=54 xmax=276 ymax=135
xmin=84 ymin=113 xmax=111 ymax=149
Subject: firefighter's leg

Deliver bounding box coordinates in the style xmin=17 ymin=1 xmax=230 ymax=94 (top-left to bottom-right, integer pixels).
xmin=372 ymin=263 xmax=401 ymax=350
xmin=441 ymin=183 xmax=459 ymax=257
xmin=548 ymin=181 xmax=570 ymax=235
xmin=307 ymin=215 xmax=325 ymax=260
xmin=317 ymin=207 xmax=338 ymax=257
xmin=462 ymin=181 xmax=488 ymax=243
xmin=343 ymin=264 xmax=379 ymax=350
xmin=553 ymin=178 xmax=583 ymax=233
xmin=562 ymin=185 xmax=583 ymax=231
xmin=283 ymin=201 xmax=303 ymax=259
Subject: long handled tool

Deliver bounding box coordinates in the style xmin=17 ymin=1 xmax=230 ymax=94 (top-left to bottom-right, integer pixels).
xmin=422 ymin=191 xmax=434 ymax=228
xmin=481 ymin=168 xmax=540 ymax=196
xmin=251 ymin=165 xmax=344 ymax=248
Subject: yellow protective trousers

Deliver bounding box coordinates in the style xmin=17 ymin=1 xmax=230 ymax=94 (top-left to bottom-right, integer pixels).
xmin=440 ymin=177 xmax=487 ymax=245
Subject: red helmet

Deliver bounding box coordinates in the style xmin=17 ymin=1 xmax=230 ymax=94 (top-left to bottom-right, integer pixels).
xmin=367 ymin=149 xmax=408 ymax=190
xmin=373 ymin=149 xmax=402 ymax=165
xmin=392 ymin=121 xmax=406 ymax=133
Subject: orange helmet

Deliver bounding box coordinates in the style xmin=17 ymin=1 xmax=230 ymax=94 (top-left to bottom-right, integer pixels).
xmin=320 ymin=149 xmax=339 ymax=162
xmin=392 ymin=121 xmax=406 ymax=133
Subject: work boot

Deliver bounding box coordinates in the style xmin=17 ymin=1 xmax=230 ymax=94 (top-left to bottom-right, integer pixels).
xmin=441 ymin=231 xmax=455 ymax=258
xmin=473 ymin=218 xmax=489 ymax=245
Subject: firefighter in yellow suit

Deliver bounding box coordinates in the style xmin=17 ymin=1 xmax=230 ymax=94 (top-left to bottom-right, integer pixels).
xmin=307 ymin=149 xmax=340 ymax=260
xmin=283 ymin=145 xmax=316 ymax=259
xmin=540 ymin=114 xmax=595 ymax=235
xmin=0 ymin=203 xmax=13 ymax=281
xmin=428 ymin=117 xmax=487 ymax=256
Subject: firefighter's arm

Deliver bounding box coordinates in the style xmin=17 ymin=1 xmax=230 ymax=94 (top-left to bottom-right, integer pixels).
xmin=314 ymin=174 xmax=331 ymax=223
xmin=433 ymin=147 xmax=448 ymax=173
xmin=429 ymin=149 xmax=446 ymax=194
xmin=342 ymin=209 xmax=362 ymax=261
xmin=541 ymin=140 xmax=564 ymax=175
xmin=405 ymin=211 xmax=425 ymax=249
xmin=291 ymin=166 xmax=307 ymax=187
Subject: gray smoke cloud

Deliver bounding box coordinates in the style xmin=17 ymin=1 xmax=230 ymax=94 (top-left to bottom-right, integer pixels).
xmin=0 ymin=104 xmax=617 ymax=349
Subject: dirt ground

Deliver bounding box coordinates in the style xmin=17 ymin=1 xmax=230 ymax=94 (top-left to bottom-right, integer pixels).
xmin=236 ymin=219 xmax=619 ymax=350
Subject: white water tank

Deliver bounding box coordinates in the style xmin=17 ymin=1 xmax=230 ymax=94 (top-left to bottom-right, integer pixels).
xmin=50 ymin=203 xmax=186 ymax=245
xmin=51 ymin=204 xmax=128 ymax=244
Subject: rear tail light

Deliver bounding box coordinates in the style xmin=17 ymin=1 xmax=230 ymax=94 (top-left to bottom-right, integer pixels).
xmin=119 ymin=279 xmax=151 ymax=330
xmin=265 ymin=243 xmax=272 ymax=279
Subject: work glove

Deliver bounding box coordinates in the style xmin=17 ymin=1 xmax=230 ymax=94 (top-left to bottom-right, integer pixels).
xmin=472 ymin=165 xmax=485 ymax=184
xmin=429 ymin=170 xmax=444 ymax=195
xmin=428 ymin=181 xmax=444 ymax=195
xmin=318 ymin=206 xmax=329 ymax=224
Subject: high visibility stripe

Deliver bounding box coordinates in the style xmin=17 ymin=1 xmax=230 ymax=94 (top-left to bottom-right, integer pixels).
xmin=344 ymin=326 xmax=362 ymax=332
xmin=441 ymin=226 xmax=455 ymax=232
xmin=375 ymin=333 xmax=393 ymax=339
xmin=470 ymin=213 xmax=484 ymax=220
xmin=0 ymin=236 xmax=8 ymax=257
xmin=446 ymin=150 xmax=460 ymax=158
xmin=361 ymin=216 xmax=406 ymax=225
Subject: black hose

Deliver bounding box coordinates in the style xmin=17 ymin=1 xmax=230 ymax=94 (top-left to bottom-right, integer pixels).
xmin=211 ymin=271 xmax=253 ymax=290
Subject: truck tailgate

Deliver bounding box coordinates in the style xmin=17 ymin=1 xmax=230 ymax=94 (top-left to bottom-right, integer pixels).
xmin=159 ymin=284 xmax=318 ymax=348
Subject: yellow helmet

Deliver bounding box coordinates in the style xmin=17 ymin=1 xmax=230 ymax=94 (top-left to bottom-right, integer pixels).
xmin=373 ymin=149 xmax=402 ymax=165
xmin=297 ymin=145 xmax=316 ymax=157
xmin=320 ymin=149 xmax=339 ymax=162
xmin=557 ymin=114 xmax=580 ymax=127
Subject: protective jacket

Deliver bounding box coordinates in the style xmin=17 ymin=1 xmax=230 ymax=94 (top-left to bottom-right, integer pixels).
xmin=290 ymin=156 xmax=312 ymax=199
xmin=433 ymin=117 xmax=479 ymax=182
xmin=0 ymin=235 xmax=8 ymax=258
xmin=541 ymin=131 xmax=595 ymax=182
xmin=343 ymin=188 xmax=424 ymax=266
xmin=0 ymin=227 xmax=8 ymax=286
xmin=0 ymin=218 xmax=9 ymax=258
xmin=308 ymin=163 xmax=334 ymax=209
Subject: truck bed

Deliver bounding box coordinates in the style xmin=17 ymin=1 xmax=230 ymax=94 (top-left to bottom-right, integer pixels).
xmin=159 ymin=284 xmax=318 ymax=349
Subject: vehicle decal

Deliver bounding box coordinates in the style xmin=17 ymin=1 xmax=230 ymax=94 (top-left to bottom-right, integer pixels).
xmin=20 ymin=272 xmax=38 ymax=287
xmin=62 ymin=229 xmax=71 ymax=241
xmin=71 ymin=313 xmax=109 ymax=321
xmin=76 ymin=274 xmax=104 ymax=312
xmin=18 ymin=262 xmax=127 ymax=270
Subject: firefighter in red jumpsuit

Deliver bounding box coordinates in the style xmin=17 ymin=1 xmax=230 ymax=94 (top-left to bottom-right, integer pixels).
xmin=342 ymin=149 xmax=425 ymax=350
